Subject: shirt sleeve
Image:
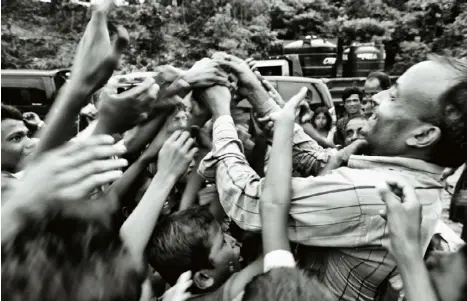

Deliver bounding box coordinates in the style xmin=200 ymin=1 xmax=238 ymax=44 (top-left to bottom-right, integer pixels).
xmin=289 ymin=124 xmax=334 ymax=177
xmin=198 ymin=116 xmax=367 ymax=247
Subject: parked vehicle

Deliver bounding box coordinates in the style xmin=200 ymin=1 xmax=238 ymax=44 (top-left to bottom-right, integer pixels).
xmin=236 ymin=75 xmax=336 ymax=122
xmin=1 ymin=69 xmax=70 ymax=118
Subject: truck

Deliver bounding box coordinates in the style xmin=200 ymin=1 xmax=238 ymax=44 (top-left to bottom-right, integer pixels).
xmin=1 ymin=69 xmax=70 ymax=119
xmin=252 ymin=35 xmax=397 ymax=104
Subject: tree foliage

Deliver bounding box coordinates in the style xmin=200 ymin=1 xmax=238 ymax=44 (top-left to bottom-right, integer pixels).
xmin=1 ymin=0 xmax=466 ymax=74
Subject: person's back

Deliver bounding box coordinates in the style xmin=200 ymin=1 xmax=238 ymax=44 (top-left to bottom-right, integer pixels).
xmin=312 ymin=161 xmax=442 ymax=300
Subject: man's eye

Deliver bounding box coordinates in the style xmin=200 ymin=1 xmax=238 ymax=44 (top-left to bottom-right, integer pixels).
xmin=11 ymin=136 xmax=23 ymax=142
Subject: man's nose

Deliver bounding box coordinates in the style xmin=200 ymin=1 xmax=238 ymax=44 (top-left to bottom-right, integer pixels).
xmin=26 ymin=137 xmax=37 ymax=149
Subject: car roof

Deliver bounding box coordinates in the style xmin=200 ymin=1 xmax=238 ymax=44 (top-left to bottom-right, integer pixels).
xmin=1 ymin=69 xmax=70 ymax=77
xmin=237 ymin=76 xmax=332 ymax=109
xmin=264 ymin=76 xmax=326 ymax=85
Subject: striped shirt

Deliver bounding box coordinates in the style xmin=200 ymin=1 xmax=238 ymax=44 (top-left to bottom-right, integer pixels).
xmin=198 ymin=115 xmax=444 ymax=301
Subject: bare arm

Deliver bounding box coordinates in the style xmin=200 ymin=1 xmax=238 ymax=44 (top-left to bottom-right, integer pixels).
xmin=300 ymin=122 xmax=336 ymax=149
xmin=120 ymin=131 xmax=198 ymax=261
xmin=260 ymin=89 xmax=306 ymax=254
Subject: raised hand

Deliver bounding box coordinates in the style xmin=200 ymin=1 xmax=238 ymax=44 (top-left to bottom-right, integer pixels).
xmin=157 ymin=131 xmax=198 ymax=179
xmin=70 ymin=0 xmax=129 ymax=95
xmin=95 ymin=77 xmax=160 ymax=134
xmin=8 ymin=135 xmax=127 ymax=205
xmin=196 ymin=85 xmax=232 ymax=118
xmin=256 ymin=87 xmax=308 ymax=135
xmin=376 ymin=178 xmax=423 ymax=258
xmin=162 ymin=271 xmax=192 ymax=301
xmin=253 ymin=70 xmax=285 ymax=107
xmin=23 ymin=112 xmax=45 ymax=129
xmin=183 ymin=58 xmax=230 ymax=88
xmin=212 ymin=53 xmax=260 ymax=97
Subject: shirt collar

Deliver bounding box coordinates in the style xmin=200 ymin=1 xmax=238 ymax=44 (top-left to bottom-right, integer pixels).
xmin=2 ymin=170 xmax=17 ymax=179
xmin=348 ymin=155 xmax=445 ymax=180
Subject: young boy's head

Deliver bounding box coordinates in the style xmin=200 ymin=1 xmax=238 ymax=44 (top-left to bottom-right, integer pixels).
xmin=148 ymin=206 xmax=240 ymax=293
xmin=2 ymin=208 xmax=148 ymax=301
xmin=1 ymin=104 xmax=36 ymax=173
xmin=242 ymin=268 xmax=335 ymax=301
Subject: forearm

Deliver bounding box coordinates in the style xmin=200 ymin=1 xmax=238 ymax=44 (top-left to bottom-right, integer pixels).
xmin=198 ymin=116 xmax=263 ymax=231
xmin=120 ymin=171 xmax=177 ymax=261
xmin=33 ymin=84 xmax=88 ymax=159
xmin=245 ymin=81 xmax=280 ymax=116
xmin=291 ymin=125 xmax=333 ymax=177
xmin=301 ymin=123 xmax=335 ymax=148
xmin=397 ymin=253 xmax=439 ymax=301
xmin=122 ymin=114 xmax=167 ymax=157
xmin=261 ymin=203 xmax=290 ymax=253
xmin=105 ymin=158 xmax=148 ymax=204
xmin=261 ymin=118 xmax=294 ymax=253
xmin=318 ymin=154 xmax=343 ymax=176
xmin=179 ymin=171 xmax=205 ymax=211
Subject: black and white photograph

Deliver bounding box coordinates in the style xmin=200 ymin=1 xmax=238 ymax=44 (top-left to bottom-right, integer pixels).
xmin=1 ymin=0 xmax=466 ymax=300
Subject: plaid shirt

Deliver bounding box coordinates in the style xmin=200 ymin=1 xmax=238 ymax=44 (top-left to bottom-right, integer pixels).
xmin=198 ymin=115 xmax=444 ymax=301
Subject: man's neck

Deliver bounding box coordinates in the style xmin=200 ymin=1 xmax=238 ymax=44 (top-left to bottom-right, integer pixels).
xmin=348 ymin=111 xmax=361 ymax=118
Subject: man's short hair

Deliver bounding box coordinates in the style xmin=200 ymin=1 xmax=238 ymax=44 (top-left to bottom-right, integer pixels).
xmin=367 ymin=71 xmax=392 ymax=90
xmin=2 ymin=208 xmax=146 ymax=301
xmin=1 ymin=104 xmax=23 ymax=121
xmin=342 ymin=87 xmax=364 ymax=103
xmin=427 ymin=56 xmax=467 ymax=168
xmin=242 ymin=268 xmax=335 ymax=301
xmin=344 ymin=115 xmax=368 ymax=129
xmin=147 ymin=206 xmax=218 ymax=286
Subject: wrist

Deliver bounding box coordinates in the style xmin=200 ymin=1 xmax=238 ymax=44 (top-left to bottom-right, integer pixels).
xmin=178 ymin=74 xmax=194 ymax=88
xmin=397 ymin=251 xmax=427 ymax=277
xmin=155 ymin=169 xmax=179 ymax=184
xmin=212 ymin=106 xmax=231 ymax=121
xmin=393 ymin=243 xmax=422 ymax=263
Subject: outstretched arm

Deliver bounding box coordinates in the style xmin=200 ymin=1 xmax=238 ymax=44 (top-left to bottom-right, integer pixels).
xmin=120 ymin=131 xmax=198 ymax=262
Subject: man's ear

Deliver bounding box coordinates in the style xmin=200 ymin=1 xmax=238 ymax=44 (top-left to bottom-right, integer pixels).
xmin=122 ymin=207 xmax=130 ymax=218
xmin=406 ymin=125 xmax=441 ymax=148
xmin=193 ymin=270 xmax=215 ymax=291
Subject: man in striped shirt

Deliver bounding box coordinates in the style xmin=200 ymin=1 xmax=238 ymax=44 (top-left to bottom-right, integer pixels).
xmin=198 ymin=55 xmax=467 ymax=301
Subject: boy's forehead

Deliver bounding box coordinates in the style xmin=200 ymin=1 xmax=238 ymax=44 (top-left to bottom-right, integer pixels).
xmin=1 ymin=119 xmax=28 ymax=136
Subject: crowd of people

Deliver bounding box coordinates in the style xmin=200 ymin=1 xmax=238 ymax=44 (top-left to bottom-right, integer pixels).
xmin=2 ymin=1 xmax=467 ymax=301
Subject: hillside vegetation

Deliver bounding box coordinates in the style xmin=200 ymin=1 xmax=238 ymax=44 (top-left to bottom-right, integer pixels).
xmin=2 ymin=0 xmax=466 ymax=74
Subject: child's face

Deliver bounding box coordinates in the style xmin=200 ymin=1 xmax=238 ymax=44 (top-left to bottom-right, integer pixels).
xmin=208 ymin=225 xmax=241 ymax=286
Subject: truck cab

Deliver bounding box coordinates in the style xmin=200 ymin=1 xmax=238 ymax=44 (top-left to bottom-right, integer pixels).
xmin=1 ymin=69 xmax=69 ymax=119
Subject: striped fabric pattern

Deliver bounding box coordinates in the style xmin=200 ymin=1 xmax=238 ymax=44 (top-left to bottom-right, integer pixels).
xmin=198 ymin=115 xmax=444 ymax=301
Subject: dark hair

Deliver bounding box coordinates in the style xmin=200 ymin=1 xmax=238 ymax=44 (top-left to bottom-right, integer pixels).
xmin=1 ymin=104 xmax=23 ymax=121
xmin=242 ymin=268 xmax=335 ymax=301
xmin=428 ymin=57 xmax=467 ymax=168
xmin=342 ymin=87 xmax=363 ymax=103
xmin=367 ymin=71 xmax=392 ymax=90
xmin=147 ymin=206 xmax=218 ymax=286
xmin=1 ymin=209 xmax=146 ymax=301
xmin=311 ymin=107 xmax=332 ymax=132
